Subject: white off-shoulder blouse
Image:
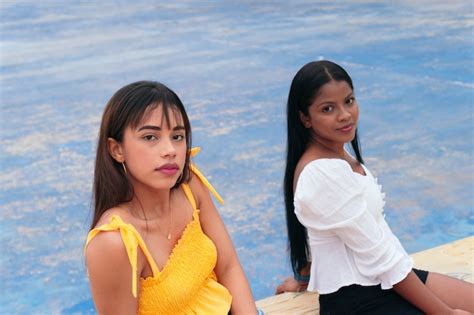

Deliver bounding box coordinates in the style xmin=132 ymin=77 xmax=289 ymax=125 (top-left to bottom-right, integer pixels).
xmin=294 ymin=158 xmax=413 ymax=294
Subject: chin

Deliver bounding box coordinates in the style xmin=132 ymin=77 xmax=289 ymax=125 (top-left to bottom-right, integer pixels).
xmin=334 ymin=134 xmax=354 ymax=143
xmin=151 ymin=179 xmax=179 ymax=190
xmin=345 ymin=132 xmax=357 ymax=142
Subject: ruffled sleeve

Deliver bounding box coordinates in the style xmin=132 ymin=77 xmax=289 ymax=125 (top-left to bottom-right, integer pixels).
xmin=294 ymin=159 xmax=412 ymax=289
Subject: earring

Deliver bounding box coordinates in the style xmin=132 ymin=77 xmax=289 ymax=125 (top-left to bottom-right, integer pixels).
xmin=122 ymin=162 xmax=127 ymax=175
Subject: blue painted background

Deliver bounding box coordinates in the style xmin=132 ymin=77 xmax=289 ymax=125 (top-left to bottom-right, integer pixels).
xmin=1 ymin=1 xmax=473 ymax=314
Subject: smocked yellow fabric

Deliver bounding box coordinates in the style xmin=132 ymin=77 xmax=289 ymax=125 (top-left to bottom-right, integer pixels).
xmin=85 ymin=150 xmax=232 ymax=314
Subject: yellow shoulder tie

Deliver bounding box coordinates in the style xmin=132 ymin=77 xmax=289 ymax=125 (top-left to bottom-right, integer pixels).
xmin=189 ymin=147 xmax=224 ymax=205
xmin=182 ymin=184 xmax=197 ymax=210
xmin=85 ymin=216 xmax=159 ymax=298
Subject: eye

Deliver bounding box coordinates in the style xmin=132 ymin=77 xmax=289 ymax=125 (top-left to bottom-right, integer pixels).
xmin=322 ymin=105 xmax=333 ymax=113
xmin=346 ymin=97 xmax=355 ymax=105
xmin=143 ymin=134 xmax=158 ymax=141
xmin=173 ymin=134 xmax=185 ymax=141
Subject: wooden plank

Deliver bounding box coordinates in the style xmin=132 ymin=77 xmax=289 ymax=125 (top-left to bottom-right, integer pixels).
xmin=256 ymin=236 xmax=473 ymax=314
xmin=411 ymin=236 xmax=473 ymax=283
xmin=256 ymin=291 xmax=319 ymax=315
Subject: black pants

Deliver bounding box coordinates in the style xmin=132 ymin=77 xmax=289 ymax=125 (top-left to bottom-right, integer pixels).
xmin=319 ymin=269 xmax=429 ymax=315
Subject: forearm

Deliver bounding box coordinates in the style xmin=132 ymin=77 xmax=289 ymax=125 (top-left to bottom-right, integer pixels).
xmin=218 ymin=263 xmax=257 ymax=315
xmin=393 ymin=270 xmax=451 ymax=314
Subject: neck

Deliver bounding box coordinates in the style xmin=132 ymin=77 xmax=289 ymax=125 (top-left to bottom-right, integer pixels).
xmin=310 ymin=136 xmax=346 ymax=159
xmin=129 ymin=181 xmax=172 ymax=220
xmin=126 ymin=178 xmax=175 ymax=240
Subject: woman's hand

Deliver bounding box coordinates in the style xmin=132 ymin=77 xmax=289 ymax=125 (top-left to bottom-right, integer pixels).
xmin=275 ymin=277 xmax=307 ymax=294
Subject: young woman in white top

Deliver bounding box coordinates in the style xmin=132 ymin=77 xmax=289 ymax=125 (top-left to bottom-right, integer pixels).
xmin=276 ymin=60 xmax=473 ymax=314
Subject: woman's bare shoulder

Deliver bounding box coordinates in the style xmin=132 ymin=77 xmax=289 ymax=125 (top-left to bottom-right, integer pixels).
xmin=94 ymin=206 xmax=131 ymax=228
xmin=85 ymin=213 xmax=136 ymax=312
xmin=86 ymin=206 xmax=132 ymax=259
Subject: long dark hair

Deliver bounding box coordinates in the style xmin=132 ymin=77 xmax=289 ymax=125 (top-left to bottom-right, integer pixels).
xmin=91 ymin=81 xmax=192 ymax=229
xmin=284 ymin=60 xmax=364 ymax=274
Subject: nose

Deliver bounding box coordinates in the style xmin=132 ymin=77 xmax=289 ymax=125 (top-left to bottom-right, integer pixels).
xmin=338 ymin=106 xmax=351 ymax=122
xmin=160 ymin=138 xmax=177 ymax=158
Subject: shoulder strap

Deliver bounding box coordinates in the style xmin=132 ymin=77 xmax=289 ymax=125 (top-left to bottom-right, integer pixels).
xmin=188 ymin=147 xmax=224 ymax=205
xmin=85 ymin=215 xmax=160 ymax=297
xmin=182 ymin=184 xmax=197 ymax=211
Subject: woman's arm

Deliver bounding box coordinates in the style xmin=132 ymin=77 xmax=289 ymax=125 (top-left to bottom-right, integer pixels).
xmin=393 ymin=271 xmax=467 ymax=315
xmin=190 ymin=175 xmax=257 ymax=315
xmin=296 ymin=161 xmax=472 ymax=314
xmin=85 ymin=231 xmax=138 ymax=315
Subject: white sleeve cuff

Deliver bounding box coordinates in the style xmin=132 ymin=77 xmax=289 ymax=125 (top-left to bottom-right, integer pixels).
xmin=379 ymin=256 xmax=413 ymax=290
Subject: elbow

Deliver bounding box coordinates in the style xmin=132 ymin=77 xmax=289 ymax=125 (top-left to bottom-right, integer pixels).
xmin=378 ymin=257 xmax=413 ymax=289
xmin=216 ymin=256 xmax=241 ymax=280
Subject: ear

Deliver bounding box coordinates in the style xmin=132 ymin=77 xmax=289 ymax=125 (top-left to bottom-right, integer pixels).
xmin=299 ymin=111 xmax=311 ymax=128
xmin=107 ymin=138 xmax=125 ymax=163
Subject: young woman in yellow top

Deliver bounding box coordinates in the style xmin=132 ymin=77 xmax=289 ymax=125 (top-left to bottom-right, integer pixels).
xmin=84 ymin=81 xmax=258 ymax=314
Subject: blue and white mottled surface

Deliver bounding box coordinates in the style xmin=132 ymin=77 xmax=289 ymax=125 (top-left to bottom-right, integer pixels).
xmin=1 ymin=1 xmax=473 ymax=313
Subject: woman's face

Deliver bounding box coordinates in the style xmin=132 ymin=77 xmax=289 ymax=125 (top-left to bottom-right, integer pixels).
xmin=118 ymin=105 xmax=187 ymax=191
xmin=300 ymin=79 xmax=359 ymax=146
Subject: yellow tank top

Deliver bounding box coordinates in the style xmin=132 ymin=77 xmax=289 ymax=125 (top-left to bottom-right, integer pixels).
xmin=85 ymin=149 xmax=232 ymax=314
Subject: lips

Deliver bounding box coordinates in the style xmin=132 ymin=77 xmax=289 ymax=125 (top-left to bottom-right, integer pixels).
xmin=156 ymin=163 xmax=179 ymax=175
xmin=338 ymin=124 xmax=354 ymax=132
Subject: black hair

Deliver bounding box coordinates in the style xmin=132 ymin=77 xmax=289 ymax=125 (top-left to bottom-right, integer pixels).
xmin=284 ymin=60 xmax=364 ymax=274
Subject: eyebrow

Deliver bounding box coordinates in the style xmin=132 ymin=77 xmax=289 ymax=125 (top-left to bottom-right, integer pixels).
xmin=344 ymin=92 xmax=355 ymax=99
xmin=316 ymin=92 xmax=354 ymax=107
xmin=137 ymin=125 xmax=185 ymax=132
